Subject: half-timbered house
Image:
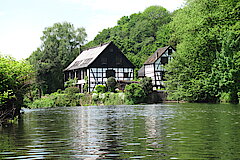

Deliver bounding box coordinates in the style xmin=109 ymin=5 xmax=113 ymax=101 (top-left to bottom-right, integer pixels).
xmin=64 ymin=42 xmax=135 ymax=92
xmin=138 ymin=46 xmax=175 ymax=89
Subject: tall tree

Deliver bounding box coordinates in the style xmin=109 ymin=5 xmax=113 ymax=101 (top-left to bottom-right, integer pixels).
xmin=28 ymin=22 xmax=87 ymax=94
xmin=0 ymin=56 xmax=33 ymax=122
xmin=166 ymin=0 xmax=240 ymax=103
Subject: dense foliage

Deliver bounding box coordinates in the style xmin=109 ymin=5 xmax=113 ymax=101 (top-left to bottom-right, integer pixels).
xmin=28 ymin=22 xmax=87 ymax=94
xmin=106 ymin=77 xmax=117 ymax=92
xmin=125 ymin=77 xmax=153 ymax=104
xmin=28 ymin=88 xmax=83 ymax=108
xmin=84 ymin=6 xmax=172 ymax=69
xmin=0 ymin=56 xmax=33 ymax=122
xmin=166 ymin=0 xmax=240 ymax=103
xmin=24 ymin=2 xmax=239 ymax=104
xmin=94 ymin=85 xmax=107 ymax=93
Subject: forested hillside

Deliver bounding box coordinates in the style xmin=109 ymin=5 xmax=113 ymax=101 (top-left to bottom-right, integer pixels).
xmin=84 ymin=6 xmax=173 ymax=69
xmin=85 ymin=0 xmax=240 ymax=103
xmin=26 ymin=0 xmax=239 ymax=103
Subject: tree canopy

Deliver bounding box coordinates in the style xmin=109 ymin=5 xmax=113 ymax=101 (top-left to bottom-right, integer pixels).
xmin=85 ymin=6 xmax=172 ymax=69
xmin=0 ymin=55 xmax=33 ymax=122
xmin=166 ymin=0 xmax=240 ymax=103
xmin=28 ymin=22 xmax=87 ymax=94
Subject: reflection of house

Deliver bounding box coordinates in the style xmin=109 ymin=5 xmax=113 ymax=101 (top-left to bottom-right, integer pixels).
xmin=138 ymin=46 xmax=175 ymax=89
xmin=64 ymin=42 xmax=135 ymax=92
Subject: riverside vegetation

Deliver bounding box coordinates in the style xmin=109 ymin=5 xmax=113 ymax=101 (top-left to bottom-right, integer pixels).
xmin=26 ymin=77 xmax=153 ymax=108
xmin=1 ymin=0 xmax=240 ymax=122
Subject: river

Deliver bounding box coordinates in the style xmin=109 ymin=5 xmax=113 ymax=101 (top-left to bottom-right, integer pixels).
xmin=0 ymin=103 xmax=240 ymax=159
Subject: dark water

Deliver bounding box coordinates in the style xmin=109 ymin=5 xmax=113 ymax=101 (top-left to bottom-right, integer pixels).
xmin=1 ymin=103 xmax=240 ymax=159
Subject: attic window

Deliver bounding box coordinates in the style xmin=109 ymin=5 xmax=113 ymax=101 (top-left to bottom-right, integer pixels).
xmin=116 ymin=57 xmax=122 ymax=65
xmin=168 ymin=49 xmax=172 ymax=55
xmin=101 ymin=58 xmax=107 ymax=65
xmin=161 ymin=57 xmax=168 ymax=65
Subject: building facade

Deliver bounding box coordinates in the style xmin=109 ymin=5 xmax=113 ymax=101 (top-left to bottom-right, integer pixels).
xmin=64 ymin=42 xmax=135 ymax=92
xmin=138 ymin=46 xmax=175 ymax=90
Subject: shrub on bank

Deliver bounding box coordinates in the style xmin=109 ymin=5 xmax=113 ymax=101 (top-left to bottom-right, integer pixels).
xmin=94 ymin=85 xmax=107 ymax=93
xmin=125 ymin=83 xmax=145 ymax=104
xmin=92 ymin=92 xmax=126 ymax=105
xmin=28 ymin=88 xmax=84 ymax=108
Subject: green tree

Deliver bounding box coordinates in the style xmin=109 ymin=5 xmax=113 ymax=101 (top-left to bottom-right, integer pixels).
xmin=125 ymin=83 xmax=145 ymax=104
xmin=85 ymin=6 xmax=172 ymax=69
xmin=140 ymin=77 xmax=153 ymax=96
xmin=28 ymin=22 xmax=87 ymax=94
xmin=106 ymin=77 xmax=117 ymax=92
xmin=166 ymin=0 xmax=240 ymax=103
xmin=0 ymin=56 xmax=33 ymax=122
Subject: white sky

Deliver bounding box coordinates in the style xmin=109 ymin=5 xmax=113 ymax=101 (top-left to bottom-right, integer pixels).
xmin=0 ymin=0 xmax=185 ymax=60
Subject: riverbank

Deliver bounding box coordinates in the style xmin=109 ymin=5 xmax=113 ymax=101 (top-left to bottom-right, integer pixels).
xmin=26 ymin=89 xmax=168 ymax=108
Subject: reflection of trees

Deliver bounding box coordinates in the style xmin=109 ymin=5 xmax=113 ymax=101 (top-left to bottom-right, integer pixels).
xmin=163 ymin=103 xmax=240 ymax=159
xmin=0 ymin=114 xmax=40 ymax=159
xmin=98 ymin=106 xmax=123 ymax=159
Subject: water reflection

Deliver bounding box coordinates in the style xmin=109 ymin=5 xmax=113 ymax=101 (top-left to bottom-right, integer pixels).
xmin=1 ymin=104 xmax=240 ymax=159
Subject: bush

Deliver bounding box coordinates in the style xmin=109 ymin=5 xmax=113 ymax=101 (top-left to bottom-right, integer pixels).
xmin=64 ymin=78 xmax=77 ymax=88
xmin=140 ymin=77 xmax=153 ymax=96
xmin=104 ymin=93 xmax=126 ymax=105
xmin=28 ymin=96 xmax=55 ymax=108
xmin=125 ymin=83 xmax=145 ymax=104
xmin=64 ymin=87 xmax=79 ymax=94
xmin=106 ymin=77 xmax=117 ymax=92
xmin=28 ymin=88 xmax=84 ymax=108
xmin=91 ymin=92 xmax=126 ymax=105
xmin=94 ymin=85 xmax=107 ymax=93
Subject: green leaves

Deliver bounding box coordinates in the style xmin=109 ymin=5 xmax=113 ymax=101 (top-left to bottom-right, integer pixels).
xmin=28 ymin=22 xmax=87 ymax=94
xmin=86 ymin=6 xmax=172 ymax=69
xmin=0 ymin=56 xmax=33 ymax=121
xmin=166 ymin=0 xmax=240 ymax=103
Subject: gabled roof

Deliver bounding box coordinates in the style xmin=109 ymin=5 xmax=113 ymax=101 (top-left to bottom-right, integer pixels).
xmin=138 ymin=66 xmax=145 ymax=77
xmin=144 ymin=46 xmax=174 ymax=65
xmin=64 ymin=42 xmax=111 ymax=71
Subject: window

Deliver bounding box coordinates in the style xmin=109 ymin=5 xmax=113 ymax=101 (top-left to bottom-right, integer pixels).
xmin=116 ymin=57 xmax=122 ymax=65
xmin=70 ymin=71 xmax=75 ymax=79
xmin=161 ymin=57 xmax=168 ymax=65
xmin=168 ymin=49 xmax=172 ymax=55
xmin=106 ymin=70 xmax=116 ymax=78
xmin=160 ymin=71 xmax=166 ymax=81
xmin=77 ymin=70 xmax=81 ymax=79
xmin=123 ymin=72 xmax=129 ymax=78
xmin=101 ymin=58 xmax=107 ymax=65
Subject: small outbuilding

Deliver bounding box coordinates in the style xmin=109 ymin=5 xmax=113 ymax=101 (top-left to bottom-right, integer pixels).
xmin=138 ymin=46 xmax=175 ymax=90
xmin=64 ymin=41 xmax=135 ymax=92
